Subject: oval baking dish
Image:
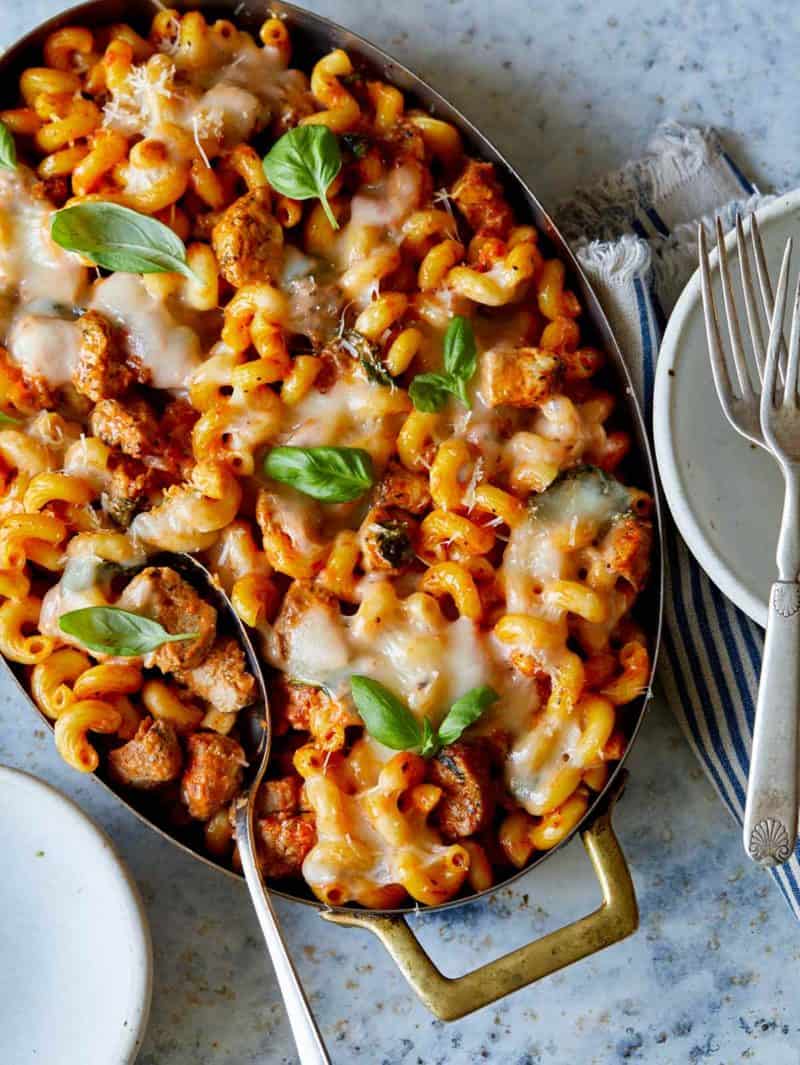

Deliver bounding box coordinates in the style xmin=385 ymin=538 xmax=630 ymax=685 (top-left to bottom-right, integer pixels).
xmin=0 ymin=0 xmax=663 ymax=1020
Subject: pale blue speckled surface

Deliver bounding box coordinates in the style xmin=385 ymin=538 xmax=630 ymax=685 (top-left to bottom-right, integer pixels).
xmin=2 ymin=2 xmax=800 ymax=1062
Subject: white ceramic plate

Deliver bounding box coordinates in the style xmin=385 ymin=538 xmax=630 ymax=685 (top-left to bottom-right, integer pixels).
xmin=653 ymin=189 xmax=800 ymax=627
xmin=0 ymin=765 xmax=152 ymax=1065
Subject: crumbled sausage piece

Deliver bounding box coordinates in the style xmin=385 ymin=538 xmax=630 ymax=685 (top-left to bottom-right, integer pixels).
xmin=255 ymin=813 xmax=316 ymax=878
xmin=375 ymin=461 xmax=432 ymax=515
xmin=72 ymin=310 xmax=134 ymax=403
xmin=116 ymin=566 xmax=217 ymax=672
xmin=89 ymin=396 xmax=159 ymax=459
xmin=174 ymin=636 xmax=256 ymax=715
xmin=160 ymin=397 xmax=199 ymax=476
xmin=269 ymin=675 xmax=358 ymax=738
xmin=358 ymin=504 xmax=418 ymax=574
xmin=451 ymin=161 xmax=514 ymax=238
xmin=313 ymin=343 xmax=355 ymax=392
xmin=182 ymin=732 xmax=247 ymax=820
xmin=380 ymin=122 xmax=427 ymax=163
xmin=107 ymin=717 xmax=182 ymax=789
xmin=32 ymin=175 xmax=70 ymax=207
xmin=256 ymin=775 xmax=303 ymax=815
xmin=270 ymin=84 xmax=318 ymax=137
xmin=480 ymin=347 xmax=562 ymax=409
xmin=212 ymin=188 xmax=284 ymax=288
xmin=600 ymin=516 xmax=652 ymax=591
xmin=428 ymin=741 xmax=495 ymax=839
xmin=0 ymin=346 xmax=53 ymax=412
xmin=562 ymin=347 xmax=605 ymax=383
xmin=270 ymin=675 xmax=327 ymax=733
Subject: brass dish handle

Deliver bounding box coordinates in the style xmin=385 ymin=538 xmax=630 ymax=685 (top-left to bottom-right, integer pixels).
xmin=321 ymin=778 xmax=637 ymax=1020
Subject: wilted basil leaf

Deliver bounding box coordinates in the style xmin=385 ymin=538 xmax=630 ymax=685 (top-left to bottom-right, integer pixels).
xmin=337 ymin=328 xmax=392 ymax=386
xmin=341 ymin=133 xmax=368 ymax=159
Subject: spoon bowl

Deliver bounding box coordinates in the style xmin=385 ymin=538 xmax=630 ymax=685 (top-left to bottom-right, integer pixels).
xmin=147 ymin=553 xmax=330 ymax=1064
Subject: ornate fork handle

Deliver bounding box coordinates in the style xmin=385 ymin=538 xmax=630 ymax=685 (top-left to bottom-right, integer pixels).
xmin=744 ymin=567 xmax=800 ymax=866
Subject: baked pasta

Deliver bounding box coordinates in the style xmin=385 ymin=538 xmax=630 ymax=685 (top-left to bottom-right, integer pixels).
xmin=0 ymin=8 xmax=652 ymax=908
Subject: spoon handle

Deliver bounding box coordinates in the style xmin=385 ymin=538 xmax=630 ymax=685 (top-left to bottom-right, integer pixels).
xmin=234 ymin=802 xmax=331 ymax=1065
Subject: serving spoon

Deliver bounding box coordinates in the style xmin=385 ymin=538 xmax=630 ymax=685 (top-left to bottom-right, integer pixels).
xmin=157 ymin=553 xmax=331 ymax=1065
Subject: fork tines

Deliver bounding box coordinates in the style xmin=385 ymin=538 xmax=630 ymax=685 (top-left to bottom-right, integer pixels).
xmin=698 ymin=213 xmax=795 ymax=449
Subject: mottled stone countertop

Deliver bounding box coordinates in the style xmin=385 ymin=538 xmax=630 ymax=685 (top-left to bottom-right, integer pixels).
xmin=2 ymin=1 xmax=799 ymax=1062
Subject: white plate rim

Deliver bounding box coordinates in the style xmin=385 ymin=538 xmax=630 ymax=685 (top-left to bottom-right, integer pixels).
xmin=653 ymin=187 xmax=800 ymax=628
xmin=0 ymin=764 xmax=153 ymax=1064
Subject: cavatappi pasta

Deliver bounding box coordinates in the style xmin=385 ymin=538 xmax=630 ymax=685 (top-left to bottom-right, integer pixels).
xmin=0 ymin=9 xmax=652 ymax=908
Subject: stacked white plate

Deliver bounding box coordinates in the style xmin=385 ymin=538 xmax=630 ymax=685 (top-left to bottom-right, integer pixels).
xmin=0 ymin=766 xmax=152 ymax=1065
xmin=654 ymin=189 xmax=800 ymax=625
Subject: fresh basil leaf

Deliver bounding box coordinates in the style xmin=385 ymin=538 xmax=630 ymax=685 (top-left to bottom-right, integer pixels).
xmin=437 ymin=685 xmax=499 ymax=747
xmin=442 ymin=315 xmax=477 ymax=382
xmin=420 ymin=717 xmax=438 ymax=758
xmin=0 ymin=120 xmax=16 ymax=171
xmin=409 ymin=372 xmax=452 ymax=413
xmin=263 ymin=445 xmax=374 ymax=503
xmin=450 ymin=375 xmax=471 ymax=408
xmin=59 ymin=606 xmax=198 ymax=657
xmin=263 ymin=126 xmax=342 ymax=230
xmin=50 ymin=203 xmax=196 ymax=279
xmin=409 ymin=316 xmax=477 ymax=411
xmin=350 ymin=675 xmax=423 ymax=751
xmin=0 ymin=411 xmax=21 ymax=426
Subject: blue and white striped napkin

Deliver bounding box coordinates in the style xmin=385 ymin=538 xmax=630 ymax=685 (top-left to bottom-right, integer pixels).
xmin=554 ymin=121 xmax=800 ymax=918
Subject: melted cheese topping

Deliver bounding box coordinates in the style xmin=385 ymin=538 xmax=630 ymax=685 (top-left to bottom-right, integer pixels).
xmin=103 ymin=34 xmax=310 ymax=160
xmin=8 ymin=314 xmax=81 ymax=390
xmin=90 ymin=274 xmax=202 ymax=390
xmin=349 ymin=163 xmax=424 ymax=229
xmin=0 ymin=171 xmax=204 ymax=393
xmin=270 ymin=595 xmax=499 ymax=725
xmin=282 ymin=374 xmax=384 ymax=448
xmin=0 ymin=169 xmax=88 ymax=386
xmin=274 ymin=588 xmax=544 ymax=897
xmin=501 ymin=515 xmax=567 ymax=617
xmin=0 ymin=169 xmax=87 ymax=312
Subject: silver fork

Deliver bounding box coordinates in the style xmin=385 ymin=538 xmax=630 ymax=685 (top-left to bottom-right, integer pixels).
xmin=699 ymin=217 xmax=800 ymax=867
xmin=747 ymin=243 xmax=800 ymax=866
